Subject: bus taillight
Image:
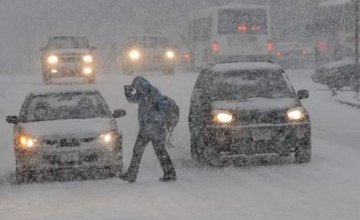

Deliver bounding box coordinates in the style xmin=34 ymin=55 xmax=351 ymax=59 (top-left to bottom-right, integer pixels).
xmin=213 ymin=41 xmax=220 ymax=53
xmin=238 ymin=24 xmax=248 ymax=33
xmin=267 ymin=40 xmax=273 ymax=52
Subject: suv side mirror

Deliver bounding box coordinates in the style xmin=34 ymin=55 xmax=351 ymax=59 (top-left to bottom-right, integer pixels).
xmin=6 ymin=115 xmax=19 ymax=124
xmin=113 ymin=109 xmax=126 ymax=118
xmin=297 ymin=90 xmax=309 ymax=100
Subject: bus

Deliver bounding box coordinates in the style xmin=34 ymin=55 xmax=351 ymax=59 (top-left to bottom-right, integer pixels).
xmin=186 ymin=4 xmax=274 ymax=69
xmin=308 ymin=0 xmax=356 ymax=64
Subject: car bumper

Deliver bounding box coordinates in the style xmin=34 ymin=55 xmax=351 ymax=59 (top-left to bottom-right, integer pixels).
xmin=43 ymin=63 xmax=95 ymax=78
xmin=205 ymin=122 xmax=311 ymax=159
xmin=123 ymin=59 xmax=175 ymax=71
xmin=15 ymin=146 xmax=122 ymax=171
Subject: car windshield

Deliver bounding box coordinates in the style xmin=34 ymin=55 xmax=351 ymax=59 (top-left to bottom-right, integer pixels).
xmin=48 ymin=37 xmax=90 ymax=49
xmin=211 ymin=70 xmax=295 ymax=101
xmin=21 ymin=92 xmax=111 ymax=122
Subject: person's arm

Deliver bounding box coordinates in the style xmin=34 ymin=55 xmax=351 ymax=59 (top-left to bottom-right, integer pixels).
xmin=124 ymin=86 xmax=140 ymax=103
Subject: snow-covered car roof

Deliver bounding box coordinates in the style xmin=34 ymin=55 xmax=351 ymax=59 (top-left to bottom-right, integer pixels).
xmin=318 ymin=59 xmax=354 ymax=70
xmin=28 ymin=86 xmax=100 ymax=96
xmin=212 ymin=62 xmax=283 ymax=73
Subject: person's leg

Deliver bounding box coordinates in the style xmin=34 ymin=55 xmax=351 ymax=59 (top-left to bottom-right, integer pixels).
xmin=151 ymin=132 xmax=176 ymax=180
xmin=123 ymin=132 xmax=150 ymax=182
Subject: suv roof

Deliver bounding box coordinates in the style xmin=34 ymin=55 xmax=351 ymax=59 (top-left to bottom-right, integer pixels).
xmin=212 ymin=62 xmax=283 ymax=73
xmin=29 ymin=87 xmax=99 ymax=96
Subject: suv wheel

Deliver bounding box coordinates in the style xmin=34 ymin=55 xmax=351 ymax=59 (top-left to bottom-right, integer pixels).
xmin=15 ymin=167 xmax=35 ymax=184
xmin=190 ymin=134 xmax=205 ymax=162
xmin=295 ymin=139 xmax=312 ymax=163
xmin=84 ymin=77 xmax=96 ymax=84
xmin=123 ymin=66 xmax=134 ymax=75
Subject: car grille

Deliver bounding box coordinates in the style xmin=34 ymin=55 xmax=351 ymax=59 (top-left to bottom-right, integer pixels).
xmin=42 ymin=137 xmax=96 ymax=147
xmin=236 ymin=110 xmax=287 ymax=125
xmin=59 ymin=55 xmax=81 ymax=62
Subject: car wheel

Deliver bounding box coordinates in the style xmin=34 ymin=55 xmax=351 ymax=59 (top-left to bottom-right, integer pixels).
xmin=85 ymin=77 xmax=96 ymax=84
xmin=43 ymin=73 xmax=52 ymax=85
xmin=162 ymin=69 xmax=175 ymax=74
xmin=15 ymin=168 xmax=35 ymax=184
xmin=123 ymin=66 xmax=134 ymax=75
xmin=190 ymin=133 xmax=205 ymax=162
xmin=295 ymin=139 xmax=312 ymax=163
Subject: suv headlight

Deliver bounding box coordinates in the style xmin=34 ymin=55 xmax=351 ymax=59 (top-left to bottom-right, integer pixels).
xmin=165 ymin=50 xmax=175 ymax=59
xmin=287 ymin=107 xmax=306 ymax=121
xmin=98 ymin=131 xmax=117 ymax=145
xmin=129 ymin=49 xmax=141 ymax=61
xmin=212 ymin=110 xmax=234 ymax=124
xmin=83 ymin=55 xmax=93 ymax=63
xmin=47 ymin=55 xmax=58 ymax=64
xmin=18 ymin=134 xmax=38 ymax=149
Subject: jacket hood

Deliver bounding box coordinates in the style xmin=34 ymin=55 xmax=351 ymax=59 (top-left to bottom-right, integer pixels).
xmin=132 ymin=76 xmax=152 ymax=92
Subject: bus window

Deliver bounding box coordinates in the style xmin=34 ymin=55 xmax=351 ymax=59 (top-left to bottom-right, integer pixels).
xmin=218 ymin=9 xmax=267 ymax=34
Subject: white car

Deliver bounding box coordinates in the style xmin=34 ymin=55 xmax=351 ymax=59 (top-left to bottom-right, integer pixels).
xmin=6 ymin=88 xmax=126 ymax=183
xmin=41 ymin=36 xmax=96 ymax=84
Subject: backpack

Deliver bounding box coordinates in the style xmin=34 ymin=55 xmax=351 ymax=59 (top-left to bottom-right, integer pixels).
xmin=162 ymin=95 xmax=180 ymax=147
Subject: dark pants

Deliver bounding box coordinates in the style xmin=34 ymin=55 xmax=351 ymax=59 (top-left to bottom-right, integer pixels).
xmin=125 ymin=128 xmax=176 ymax=181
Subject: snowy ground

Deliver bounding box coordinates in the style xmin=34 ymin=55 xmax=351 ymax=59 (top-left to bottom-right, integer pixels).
xmin=1 ymin=69 xmax=360 ymax=220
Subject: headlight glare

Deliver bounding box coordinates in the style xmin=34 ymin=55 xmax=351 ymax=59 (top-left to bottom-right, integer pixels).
xmin=213 ymin=111 xmax=234 ymax=124
xmin=83 ymin=55 xmax=93 ymax=63
xmin=287 ymin=107 xmax=305 ymax=121
xmin=165 ymin=50 xmax=175 ymax=59
xmin=83 ymin=67 xmax=93 ymax=75
xmin=129 ymin=50 xmax=141 ymax=61
xmin=47 ymin=55 xmax=58 ymax=64
xmin=18 ymin=135 xmax=38 ymax=149
xmin=99 ymin=131 xmax=116 ymax=144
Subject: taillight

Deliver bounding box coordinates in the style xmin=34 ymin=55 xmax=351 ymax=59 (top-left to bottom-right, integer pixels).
xmin=267 ymin=40 xmax=273 ymax=52
xmin=213 ymin=41 xmax=220 ymax=53
xmin=277 ymin=51 xmax=282 ymax=57
xmin=182 ymin=53 xmax=190 ymax=59
xmin=238 ymin=24 xmax=248 ymax=33
xmin=316 ymin=41 xmax=327 ymax=52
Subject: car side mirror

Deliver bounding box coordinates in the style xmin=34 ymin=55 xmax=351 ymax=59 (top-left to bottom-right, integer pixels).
xmin=40 ymin=47 xmax=46 ymax=52
xmin=6 ymin=115 xmax=19 ymax=124
xmin=91 ymin=46 xmax=97 ymax=51
xmin=113 ymin=109 xmax=126 ymax=118
xmin=297 ymin=90 xmax=309 ymax=100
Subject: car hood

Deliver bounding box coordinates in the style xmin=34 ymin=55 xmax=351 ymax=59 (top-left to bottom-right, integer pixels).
xmin=20 ymin=118 xmax=117 ymax=138
xmin=212 ymin=98 xmax=300 ymax=112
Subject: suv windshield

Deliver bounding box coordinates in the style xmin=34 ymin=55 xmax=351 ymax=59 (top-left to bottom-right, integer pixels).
xmin=21 ymin=92 xmax=111 ymax=122
xmin=48 ymin=36 xmax=90 ymax=49
xmin=212 ymin=70 xmax=295 ymax=101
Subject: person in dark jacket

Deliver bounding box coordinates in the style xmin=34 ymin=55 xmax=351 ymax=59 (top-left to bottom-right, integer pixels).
xmin=120 ymin=76 xmax=176 ymax=183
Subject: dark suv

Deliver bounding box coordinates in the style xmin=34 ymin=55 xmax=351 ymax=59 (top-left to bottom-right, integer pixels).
xmin=188 ymin=62 xmax=311 ymax=166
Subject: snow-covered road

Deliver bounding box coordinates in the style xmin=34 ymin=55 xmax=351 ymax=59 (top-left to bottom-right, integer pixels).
xmin=0 ymin=69 xmax=360 ymax=220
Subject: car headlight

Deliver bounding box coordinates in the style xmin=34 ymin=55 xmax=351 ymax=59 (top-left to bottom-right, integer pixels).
xmin=47 ymin=55 xmax=58 ymax=64
xmin=83 ymin=67 xmax=93 ymax=75
xmin=18 ymin=135 xmax=38 ymax=149
xmin=129 ymin=49 xmax=141 ymax=61
xmin=165 ymin=50 xmax=175 ymax=59
xmin=83 ymin=55 xmax=93 ymax=63
xmin=287 ymin=107 xmax=306 ymax=121
xmin=212 ymin=111 xmax=234 ymax=124
xmin=99 ymin=131 xmax=117 ymax=144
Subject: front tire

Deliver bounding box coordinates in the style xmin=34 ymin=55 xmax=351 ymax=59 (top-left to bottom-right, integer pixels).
xmin=15 ymin=168 xmax=35 ymax=184
xmin=295 ymin=139 xmax=312 ymax=163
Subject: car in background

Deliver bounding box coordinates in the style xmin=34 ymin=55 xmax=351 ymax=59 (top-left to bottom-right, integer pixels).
xmin=188 ymin=62 xmax=311 ymax=166
xmin=6 ymin=88 xmax=126 ymax=183
xmin=276 ymin=42 xmax=314 ymax=68
xmin=312 ymin=59 xmax=358 ymax=91
xmin=120 ymin=33 xmax=177 ymax=74
xmin=41 ymin=36 xmax=96 ymax=84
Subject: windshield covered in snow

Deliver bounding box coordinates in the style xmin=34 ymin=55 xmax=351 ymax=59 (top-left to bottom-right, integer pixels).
xmin=212 ymin=70 xmax=295 ymax=101
xmin=47 ymin=36 xmax=90 ymax=49
xmin=20 ymin=92 xmax=111 ymax=122
xmin=218 ymin=9 xmax=267 ymax=34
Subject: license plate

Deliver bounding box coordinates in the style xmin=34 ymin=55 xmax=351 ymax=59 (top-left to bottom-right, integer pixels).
xmin=60 ymin=152 xmax=79 ymax=163
xmin=252 ymin=129 xmax=272 ymax=141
